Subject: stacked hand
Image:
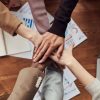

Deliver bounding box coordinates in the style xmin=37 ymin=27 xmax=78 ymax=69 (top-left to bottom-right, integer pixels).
xmin=33 ymin=32 xmax=64 ymax=63
xmin=50 ymin=45 xmax=74 ymax=67
xmin=16 ymin=24 xmax=65 ymax=65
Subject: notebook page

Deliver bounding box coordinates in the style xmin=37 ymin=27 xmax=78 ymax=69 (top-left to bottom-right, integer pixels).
xmin=3 ymin=31 xmax=31 ymax=55
xmin=0 ymin=29 xmax=6 ymax=56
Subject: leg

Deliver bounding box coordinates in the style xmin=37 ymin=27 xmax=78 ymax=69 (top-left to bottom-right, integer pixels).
xmin=41 ymin=62 xmax=64 ymax=100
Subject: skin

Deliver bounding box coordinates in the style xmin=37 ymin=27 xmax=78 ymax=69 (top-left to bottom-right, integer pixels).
xmin=33 ymin=32 xmax=64 ymax=63
xmin=50 ymin=46 xmax=96 ymax=87
xmin=16 ymin=24 xmax=95 ymax=86
xmin=16 ymin=24 xmax=43 ymax=47
xmin=16 ymin=24 xmax=64 ymax=64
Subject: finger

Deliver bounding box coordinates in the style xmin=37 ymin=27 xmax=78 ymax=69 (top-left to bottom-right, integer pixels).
xmin=56 ymin=44 xmax=64 ymax=58
xmin=34 ymin=36 xmax=56 ymax=58
xmin=33 ymin=43 xmax=49 ymax=62
xmin=39 ymin=44 xmax=55 ymax=63
xmin=50 ymin=54 xmax=65 ymax=66
xmin=50 ymin=54 xmax=59 ymax=63
xmin=69 ymin=44 xmax=74 ymax=50
xmin=33 ymin=40 xmax=46 ymax=59
xmin=33 ymin=46 xmax=40 ymax=59
xmin=34 ymin=45 xmax=39 ymax=53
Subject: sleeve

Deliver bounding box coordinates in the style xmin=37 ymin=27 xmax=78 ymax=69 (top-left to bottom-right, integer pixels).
xmin=0 ymin=2 xmax=22 ymax=36
xmin=85 ymin=78 xmax=100 ymax=100
xmin=48 ymin=0 xmax=78 ymax=37
xmin=28 ymin=0 xmax=50 ymax=34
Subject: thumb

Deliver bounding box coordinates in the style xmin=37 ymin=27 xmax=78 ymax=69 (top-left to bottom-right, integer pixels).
xmin=50 ymin=54 xmax=59 ymax=63
xmin=56 ymin=44 xmax=64 ymax=58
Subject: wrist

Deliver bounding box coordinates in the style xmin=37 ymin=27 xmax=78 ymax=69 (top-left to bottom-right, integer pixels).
xmin=16 ymin=24 xmax=33 ymax=40
xmin=65 ymin=57 xmax=76 ymax=68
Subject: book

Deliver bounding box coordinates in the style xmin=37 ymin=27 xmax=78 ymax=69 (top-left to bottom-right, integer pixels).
xmin=0 ymin=29 xmax=31 ymax=56
xmin=0 ymin=4 xmax=33 ymax=57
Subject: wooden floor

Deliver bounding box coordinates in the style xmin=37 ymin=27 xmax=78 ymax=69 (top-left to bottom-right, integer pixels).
xmin=0 ymin=0 xmax=100 ymax=100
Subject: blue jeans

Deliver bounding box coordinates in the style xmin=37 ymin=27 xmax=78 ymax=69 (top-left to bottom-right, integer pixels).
xmin=41 ymin=62 xmax=64 ymax=100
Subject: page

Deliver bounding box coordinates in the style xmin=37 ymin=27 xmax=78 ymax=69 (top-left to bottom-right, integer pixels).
xmin=0 ymin=29 xmax=6 ymax=56
xmin=3 ymin=31 xmax=31 ymax=55
xmin=96 ymin=56 xmax=100 ymax=81
xmin=63 ymin=82 xmax=80 ymax=100
xmin=65 ymin=19 xmax=87 ymax=48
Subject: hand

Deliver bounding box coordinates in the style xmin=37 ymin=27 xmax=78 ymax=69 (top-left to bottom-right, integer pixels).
xmin=16 ymin=24 xmax=43 ymax=49
xmin=50 ymin=45 xmax=74 ymax=66
xmin=31 ymin=58 xmax=53 ymax=71
xmin=33 ymin=32 xmax=64 ymax=63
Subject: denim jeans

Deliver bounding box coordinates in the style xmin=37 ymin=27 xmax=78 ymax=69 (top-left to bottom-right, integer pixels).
xmin=41 ymin=62 xmax=64 ymax=100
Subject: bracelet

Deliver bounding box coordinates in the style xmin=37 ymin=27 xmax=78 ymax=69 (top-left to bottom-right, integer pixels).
xmin=13 ymin=22 xmax=23 ymax=36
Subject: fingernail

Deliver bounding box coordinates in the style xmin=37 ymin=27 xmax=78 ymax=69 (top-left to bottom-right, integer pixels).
xmin=33 ymin=56 xmax=35 ymax=59
xmin=33 ymin=59 xmax=36 ymax=62
xmin=33 ymin=55 xmax=37 ymax=59
xmin=39 ymin=60 xmax=43 ymax=63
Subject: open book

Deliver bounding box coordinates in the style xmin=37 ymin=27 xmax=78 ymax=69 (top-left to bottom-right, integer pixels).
xmin=0 ymin=28 xmax=31 ymax=56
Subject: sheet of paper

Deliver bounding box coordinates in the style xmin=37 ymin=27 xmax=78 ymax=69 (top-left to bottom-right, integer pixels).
xmin=17 ymin=2 xmax=32 ymax=14
xmin=3 ymin=31 xmax=31 ymax=55
xmin=11 ymin=39 xmax=34 ymax=59
xmin=96 ymin=56 xmax=100 ymax=81
xmin=0 ymin=29 xmax=6 ymax=56
xmin=63 ymin=67 xmax=76 ymax=87
xmin=11 ymin=3 xmax=54 ymax=59
xmin=63 ymin=82 xmax=80 ymax=100
xmin=65 ymin=19 xmax=87 ymax=48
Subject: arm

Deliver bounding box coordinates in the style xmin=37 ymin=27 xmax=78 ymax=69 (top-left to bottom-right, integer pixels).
xmin=0 ymin=2 xmax=43 ymax=47
xmin=65 ymin=57 xmax=95 ymax=86
xmin=32 ymin=0 xmax=78 ymax=63
xmin=8 ymin=67 xmax=43 ymax=100
xmin=28 ymin=0 xmax=50 ymax=34
xmin=51 ymin=46 xmax=95 ymax=86
xmin=50 ymin=46 xmax=100 ymax=99
xmin=61 ymin=47 xmax=100 ymax=100
xmin=8 ymin=59 xmax=51 ymax=100
xmin=48 ymin=0 xmax=78 ymax=37
xmin=0 ymin=2 xmax=22 ymax=35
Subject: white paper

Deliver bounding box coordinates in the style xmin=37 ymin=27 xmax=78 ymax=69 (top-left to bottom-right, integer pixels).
xmin=65 ymin=19 xmax=87 ymax=48
xmin=0 ymin=29 xmax=6 ymax=56
xmin=63 ymin=82 xmax=80 ymax=100
xmin=63 ymin=67 xmax=76 ymax=87
xmin=17 ymin=2 xmax=32 ymax=15
xmin=96 ymin=56 xmax=100 ymax=81
xmin=3 ymin=31 xmax=31 ymax=55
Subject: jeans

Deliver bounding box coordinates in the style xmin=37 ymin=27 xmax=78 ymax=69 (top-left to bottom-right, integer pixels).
xmin=41 ymin=62 xmax=64 ymax=100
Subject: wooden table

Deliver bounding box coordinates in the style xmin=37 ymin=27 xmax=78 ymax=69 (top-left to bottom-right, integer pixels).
xmin=0 ymin=0 xmax=100 ymax=100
